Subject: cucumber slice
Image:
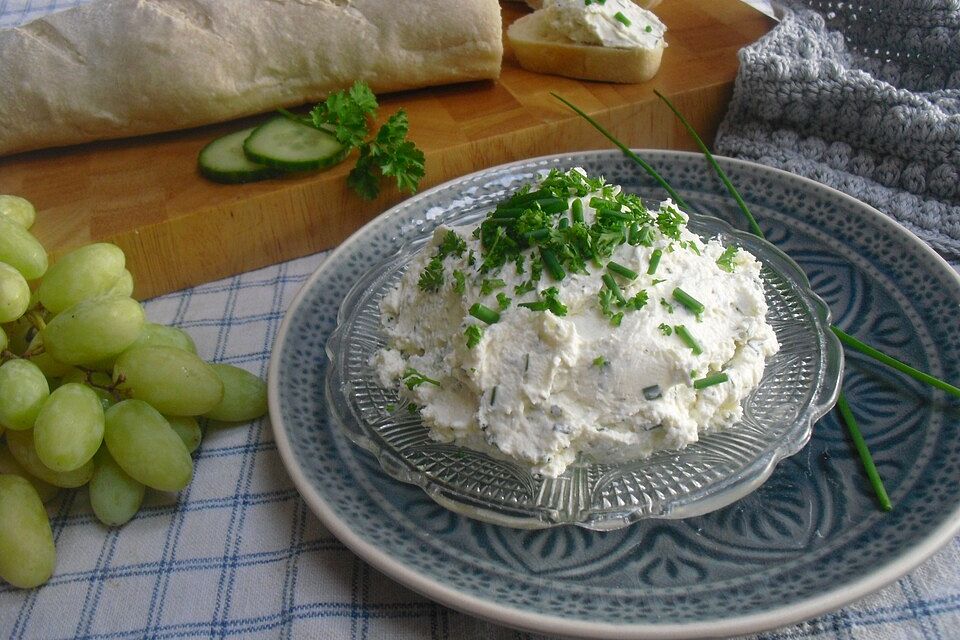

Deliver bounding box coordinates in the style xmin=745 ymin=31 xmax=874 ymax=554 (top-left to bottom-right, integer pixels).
xmin=198 ymin=127 xmax=277 ymax=184
xmin=243 ymin=116 xmax=347 ymax=171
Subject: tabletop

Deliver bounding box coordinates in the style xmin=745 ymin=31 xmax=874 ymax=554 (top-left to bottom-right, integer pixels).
xmin=2 ymin=2 xmax=960 ymax=639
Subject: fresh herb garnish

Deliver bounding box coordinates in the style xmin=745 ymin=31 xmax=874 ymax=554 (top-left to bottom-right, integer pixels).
xmin=674 ymin=324 xmax=702 ymax=355
xmin=593 ymin=356 xmax=608 ymax=368
xmin=693 ymin=372 xmax=728 ymax=389
xmin=418 ymin=255 xmax=444 ymax=293
xmin=496 ymin=292 xmax=512 ymax=310
xmin=607 ymin=261 xmax=638 ymax=280
xmin=519 ymin=287 xmax=567 ymax=316
xmin=465 ymin=325 xmax=484 ymax=348
xmin=628 ymin=290 xmax=649 ymax=310
xmin=716 ymin=245 xmax=738 ymax=272
xmin=452 ymin=270 xmax=466 ymax=295
xmin=480 ymin=278 xmax=506 ymax=296
xmin=469 ymin=303 xmax=500 ymax=324
xmin=614 ymin=11 xmax=632 ymax=27
xmin=308 ymin=81 xmax=425 ymax=199
xmin=658 ymin=323 xmax=673 ymax=335
xmin=401 ymin=367 xmax=441 ymax=390
xmin=647 ymin=249 xmax=662 ymax=275
xmin=439 ymin=231 xmax=467 ymax=258
xmin=672 ymin=287 xmax=705 ymax=316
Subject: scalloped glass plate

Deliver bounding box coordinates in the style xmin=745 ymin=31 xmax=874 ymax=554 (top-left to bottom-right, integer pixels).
xmin=323 ymin=164 xmax=843 ymax=530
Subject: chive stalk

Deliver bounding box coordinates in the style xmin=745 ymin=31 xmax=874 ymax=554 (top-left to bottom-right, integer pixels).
xmin=614 ymin=11 xmax=632 ymax=26
xmin=672 ymin=287 xmax=705 ymax=316
xmin=694 ymin=372 xmax=728 ymax=389
xmin=572 ymin=198 xmax=585 ymax=224
xmin=469 ymin=303 xmax=500 ymax=324
xmin=541 ymin=248 xmax=566 ymax=281
xmin=837 ymin=391 xmax=892 ymax=511
xmin=601 ymin=273 xmax=626 ymax=305
xmin=526 ymin=228 xmax=551 ymax=243
xmin=648 ymin=249 xmax=662 ymax=275
xmin=674 ymin=325 xmax=702 ymax=355
xmin=607 ymin=261 xmax=639 ymax=280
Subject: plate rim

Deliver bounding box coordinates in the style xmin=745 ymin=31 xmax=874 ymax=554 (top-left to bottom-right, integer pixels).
xmin=268 ymin=149 xmax=960 ymax=639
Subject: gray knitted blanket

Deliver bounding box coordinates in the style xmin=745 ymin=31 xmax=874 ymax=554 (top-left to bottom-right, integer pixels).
xmin=715 ymin=0 xmax=960 ymax=260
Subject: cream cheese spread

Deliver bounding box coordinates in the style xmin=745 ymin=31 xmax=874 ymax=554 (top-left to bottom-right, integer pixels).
xmin=539 ymin=0 xmax=667 ymax=49
xmin=374 ymin=168 xmax=778 ymax=477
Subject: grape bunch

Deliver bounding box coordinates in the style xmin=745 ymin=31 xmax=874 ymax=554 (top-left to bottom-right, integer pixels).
xmin=0 ymin=195 xmax=268 ymax=589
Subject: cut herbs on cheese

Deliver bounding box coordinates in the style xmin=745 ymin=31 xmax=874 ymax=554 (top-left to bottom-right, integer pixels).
xmin=373 ymin=168 xmax=778 ymax=477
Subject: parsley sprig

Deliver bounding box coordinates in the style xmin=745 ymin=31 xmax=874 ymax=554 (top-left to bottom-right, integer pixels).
xmin=307 ymin=81 xmax=425 ymax=200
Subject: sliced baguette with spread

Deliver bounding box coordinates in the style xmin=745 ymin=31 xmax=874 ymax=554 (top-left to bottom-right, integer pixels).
xmin=0 ymin=0 xmax=502 ymax=156
xmin=508 ymin=0 xmax=666 ymax=84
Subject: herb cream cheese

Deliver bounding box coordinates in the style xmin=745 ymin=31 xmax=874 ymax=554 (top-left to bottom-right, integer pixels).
xmin=374 ymin=168 xmax=778 ymax=477
xmin=539 ymin=0 xmax=667 ymax=49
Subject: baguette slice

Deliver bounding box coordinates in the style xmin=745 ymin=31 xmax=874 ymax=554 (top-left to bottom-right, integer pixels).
xmin=508 ymin=11 xmax=664 ymax=83
xmin=0 ymin=0 xmax=502 ymax=156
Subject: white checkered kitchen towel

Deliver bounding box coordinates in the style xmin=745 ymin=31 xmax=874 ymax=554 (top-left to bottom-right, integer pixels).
xmin=2 ymin=1 xmax=960 ymax=639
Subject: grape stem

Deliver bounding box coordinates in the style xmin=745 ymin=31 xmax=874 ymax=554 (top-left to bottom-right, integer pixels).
xmin=77 ymin=367 xmax=130 ymax=402
xmin=25 ymin=309 xmax=46 ymax=332
xmin=20 ymin=344 xmax=45 ymax=359
xmin=0 ymin=349 xmax=18 ymax=363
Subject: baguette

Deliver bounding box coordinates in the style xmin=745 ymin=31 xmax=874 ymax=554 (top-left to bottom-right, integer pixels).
xmin=508 ymin=9 xmax=664 ymax=84
xmin=0 ymin=0 xmax=502 ymax=156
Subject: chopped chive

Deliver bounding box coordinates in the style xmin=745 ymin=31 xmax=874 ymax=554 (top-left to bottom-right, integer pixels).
xmin=643 ymin=384 xmax=662 ymax=400
xmin=628 ymin=222 xmax=641 ymax=245
xmin=658 ymin=323 xmax=672 ymax=335
xmin=674 ymin=324 xmax=702 ymax=355
xmin=469 ymin=303 xmax=500 ymax=324
xmin=694 ymin=372 xmax=728 ymax=389
xmin=526 ymin=228 xmax=551 ymax=243
xmin=536 ymin=197 xmax=568 ymax=215
xmin=558 ymin=217 xmax=570 ymax=230
xmin=510 ymin=188 xmax=551 ymax=205
xmin=672 ymin=287 xmax=705 ymax=316
xmin=597 ymin=208 xmax=632 ymax=223
xmin=607 ymin=261 xmax=638 ymax=280
xmin=647 ymin=249 xmax=662 ymax=275
xmin=490 ymin=386 xmax=498 ymax=406
xmin=489 ymin=216 xmax=522 ymax=225
xmin=601 ymin=273 xmax=626 ymax=305
xmin=518 ymin=301 xmax=548 ymax=311
xmin=614 ymin=11 xmax=631 ymax=26
xmin=541 ymin=248 xmax=566 ymax=281
xmin=837 ymin=391 xmax=892 ymax=511
xmin=645 ymin=24 xmax=652 ymax=32
xmin=572 ymin=198 xmax=584 ymax=224
xmin=492 ymin=208 xmax=524 ymax=218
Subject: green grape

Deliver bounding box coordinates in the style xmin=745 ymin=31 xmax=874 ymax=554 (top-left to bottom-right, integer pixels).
xmin=108 ymin=269 xmax=134 ymax=297
xmin=61 ymin=368 xmax=116 ymax=411
xmin=104 ymin=400 xmax=193 ymax=491
xmin=202 ymin=364 xmax=268 ymax=422
xmin=38 ymin=243 xmax=126 ymax=314
xmin=5 ymin=429 xmax=94 ymax=488
xmin=33 ymin=383 xmax=104 ymax=472
xmin=0 ymin=475 xmax=56 ymax=589
xmin=42 ymin=295 xmax=145 ymax=365
xmin=127 ymin=323 xmax=197 ymax=354
xmin=166 ymin=416 xmax=202 ymax=453
xmin=24 ymin=333 xmax=72 ymax=378
xmin=0 ymin=359 xmax=49 ymax=430
xmin=0 ymin=218 xmax=47 ymax=280
xmin=0 ymin=195 xmax=36 ymax=229
xmin=0 ymin=261 xmax=30 ymax=323
xmin=89 ymin=449 xmax=145 ymax=526
xmin=0 ymin=447 xmax=59 ymax=503
xmin=113 ymin=346 xmax=223 ymax=416
xmin=0 ymin=326 xmax=7 ymax=353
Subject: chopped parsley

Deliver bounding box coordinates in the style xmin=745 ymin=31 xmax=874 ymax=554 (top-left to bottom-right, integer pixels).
xmin=452 ymin=269 xmax=466 ymax=294
xmin=593 ymin=356 xmax=608 ymax=368
xmin=717 ymin=245 xmax=738 ymax=272
xmin=496 ymin=292 xmax=511 ymax=310
xmin=418 ymin=255 xmax=444 ymax=292
xmin=464 ymin=324 xmax=483 ymax=348
xmin=401 ymin=367 xmax=441 ymax=390
xmin=480 ymin=278 xmax=507 ymax=296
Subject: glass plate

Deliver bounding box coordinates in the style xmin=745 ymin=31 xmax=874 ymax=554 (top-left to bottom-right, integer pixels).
xmin=324 ymin=166 xmax=843 ymax=530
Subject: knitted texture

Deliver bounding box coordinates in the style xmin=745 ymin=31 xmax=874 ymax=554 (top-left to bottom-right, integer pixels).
xmin=715 ymin=1 xmax=960 ymax=259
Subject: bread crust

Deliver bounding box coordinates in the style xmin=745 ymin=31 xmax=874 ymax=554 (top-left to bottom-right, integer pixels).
xmin=0 ymin=0 xmax=503 ymax=156
xmin=507 ymin=11 xmax=663 ymax=84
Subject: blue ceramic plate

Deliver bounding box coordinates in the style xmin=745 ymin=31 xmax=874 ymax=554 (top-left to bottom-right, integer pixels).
xmin=269 ymin=151 xmax=960 ymax=638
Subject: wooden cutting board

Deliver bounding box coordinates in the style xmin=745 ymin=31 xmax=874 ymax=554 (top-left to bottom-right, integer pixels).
xmin=0 ymin=1 xmax=772 ymax=300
